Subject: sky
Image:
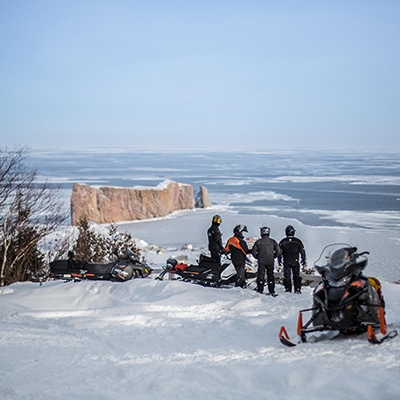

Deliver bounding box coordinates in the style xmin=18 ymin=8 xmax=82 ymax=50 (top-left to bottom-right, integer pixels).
xmin=1 ymin=0 xmax=399 ymax=151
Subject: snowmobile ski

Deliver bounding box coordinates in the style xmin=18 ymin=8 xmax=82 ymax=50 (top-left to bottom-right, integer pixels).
xmin=279 ymin=325 xmax=398 ymax=347
xmin=367 ymin=325 xmax=398 ymax=344
xmin=280 ymin=306 xmax=397 ymax=347
xmin=279 ymin=326 xmax=298 ymax=347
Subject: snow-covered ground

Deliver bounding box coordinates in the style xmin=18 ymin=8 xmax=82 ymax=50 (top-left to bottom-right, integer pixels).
xmin=1 ymin=210 xmax=400 ymax=400
xmin=1 ymin=279 xmax=399 ymax=400
xmin=119 ymin=208 xmax=400 ymax=284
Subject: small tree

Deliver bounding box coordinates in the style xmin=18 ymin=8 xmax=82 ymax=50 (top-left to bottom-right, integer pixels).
xmin=72 ymin=216 xmax=140 ymax=262
xmin=73 ymin=216 xmax=109 ymax=262
xmin=106 ymin=222 xmax=140 ymax=258
xmin=6 ymin=224 xmax=46 ymax=282
xmin=0 ymin=147 xmax=67 ymax=286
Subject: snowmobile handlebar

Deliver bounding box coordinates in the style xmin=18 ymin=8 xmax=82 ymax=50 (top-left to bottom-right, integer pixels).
xmin=355 ymin=251 xmax=370 ymax=258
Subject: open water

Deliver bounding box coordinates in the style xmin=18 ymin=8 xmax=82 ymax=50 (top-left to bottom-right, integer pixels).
xmin=28 ymin=148 xmax=400 ymax=230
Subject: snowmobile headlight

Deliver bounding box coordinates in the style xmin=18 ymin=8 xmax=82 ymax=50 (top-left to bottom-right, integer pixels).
xmin=327 ymin=275 xmax=351 ymax=287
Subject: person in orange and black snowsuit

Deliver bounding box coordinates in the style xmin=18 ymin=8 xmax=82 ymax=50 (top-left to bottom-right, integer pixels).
xmin=225 ymin=225 xmax=250 ymax=288
xmin=278 ymin=225 xmax=306 ymax=294
xmin=207 ymin=214 xmax=225 ymax=263
xmin=251 ymin=226 xmax=281 ymax=296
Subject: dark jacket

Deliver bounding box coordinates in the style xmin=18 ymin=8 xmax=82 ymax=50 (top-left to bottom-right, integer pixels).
xmin=225 ymin=234 xmax=249 ymax=266
xmin=278 ymin=236 xmax=306 ymax=265
xmin=207 ymin=223 xmax=224 ymax=254
xmin=252 ymin=235 xmax=281 ymax=266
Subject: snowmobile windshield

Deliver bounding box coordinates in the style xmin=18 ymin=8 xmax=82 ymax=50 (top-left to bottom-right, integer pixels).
xmin=314 ymin=244 xmax=359 ymax=281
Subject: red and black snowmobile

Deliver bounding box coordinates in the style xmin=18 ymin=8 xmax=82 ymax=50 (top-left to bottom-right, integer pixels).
xmin=156 ymin=254 xmax=257 ymax=287
xmin=279 ymin=243 xmax=397 ymax=346
xmin=48 ymin=248 xmax=153 ymax=282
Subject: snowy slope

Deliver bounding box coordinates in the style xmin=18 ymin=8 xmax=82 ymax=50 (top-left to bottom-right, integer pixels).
xmin=0 ymin=276 xmax=399 ymax=400
xmin=1 ymin=207 xmax=400 ymax=400
xmin=118 ymin=209 xmax=400 ymax=284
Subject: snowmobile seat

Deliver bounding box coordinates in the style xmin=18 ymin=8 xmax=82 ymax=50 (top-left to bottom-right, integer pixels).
xmin=199 ymin=254 xmax=215 ymax=263
xmin=49 ymin=260 xmax=69 ymax=274
xmin=198 ymin=254 xmax=220 ymax=270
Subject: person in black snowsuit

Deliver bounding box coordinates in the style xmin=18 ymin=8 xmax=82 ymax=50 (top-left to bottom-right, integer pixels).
xmin=207 ymin=214 xmax=225 ymax=263
xmin=225 ymin=225 xmax=250 ymax=288
xmin=251 ymin=226 xmax=281 ymax=296
xmin=278 ymin=225 xmax=306 ymax=294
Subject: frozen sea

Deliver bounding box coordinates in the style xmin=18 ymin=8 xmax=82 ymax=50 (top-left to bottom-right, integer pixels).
xmin=27 ymin=148 xmax=400 ymax=283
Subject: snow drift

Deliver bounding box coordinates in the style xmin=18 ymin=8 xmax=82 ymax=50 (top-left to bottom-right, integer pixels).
xmin=0 ymin=277 xmax=399 ymax=400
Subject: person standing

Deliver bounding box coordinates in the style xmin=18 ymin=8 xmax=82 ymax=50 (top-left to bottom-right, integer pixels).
xmin=251 ymin=226 xmax=281 ymax=296
xmin=207 ymin=214 xmax=225 ymax=263
xmin=278 ymin=225 xmax=306 ymax=294
xmin=225 ymin=225 xmax=250 ymax=288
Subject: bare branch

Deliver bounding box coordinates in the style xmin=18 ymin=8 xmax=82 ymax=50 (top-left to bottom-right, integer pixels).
xmin=0 ymin=146 xmax=68 ymax=286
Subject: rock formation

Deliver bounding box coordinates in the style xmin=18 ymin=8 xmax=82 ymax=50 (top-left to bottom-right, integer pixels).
xmin=71 ymin=180 xmax=211 ymax=225
xmin=195 ymin=186 xmax=212 ymax=208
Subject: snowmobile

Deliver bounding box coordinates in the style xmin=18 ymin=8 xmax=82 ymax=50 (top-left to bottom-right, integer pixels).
xmin=279 ymin=243 xmax=397 ymax=346
xmin=156 ymin=254 xmax=257 ymax=287
xmin=48 ymin=248 xmax=153 ymax=282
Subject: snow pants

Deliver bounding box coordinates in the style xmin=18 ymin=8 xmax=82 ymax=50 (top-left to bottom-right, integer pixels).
xmin=234 ymin=261 xmax=246 ymax=288
xmin=257 ymin=263 xmax=275 ymax=294
xmin=283 ymin=262 xmax=301 ymax=292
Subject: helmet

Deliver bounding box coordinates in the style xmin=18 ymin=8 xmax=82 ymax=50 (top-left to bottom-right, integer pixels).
xmin=260 ymin=226 xmax=270 ymax=236
xmin=233 ymin=224 xmax=248 ymax=237
xmin=212 ymin=214 xmax=222 ymax=225
xmin=285 ymin=225 xmax=295 ymax=236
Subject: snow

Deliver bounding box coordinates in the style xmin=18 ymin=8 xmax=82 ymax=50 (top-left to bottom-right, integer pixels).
xmin=119 ymin=208 xmax=400 ymax=283
xmin=1 ymin=211 xmax=400 ymax=400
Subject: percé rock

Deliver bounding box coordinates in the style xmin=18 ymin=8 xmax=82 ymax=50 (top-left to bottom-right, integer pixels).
xmin=195 ymin=186 xmax=212 ymax=208
xmin=70 ymin=180 xmax=210 ymax=226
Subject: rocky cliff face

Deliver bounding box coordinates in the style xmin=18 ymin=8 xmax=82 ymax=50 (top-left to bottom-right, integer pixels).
xmin=70 ymin=180 xmax=210 ymax=225
xmin=195 ymin=186 xmax=212 ymax=208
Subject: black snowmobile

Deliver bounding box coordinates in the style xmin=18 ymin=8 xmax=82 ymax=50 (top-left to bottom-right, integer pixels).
xmin=156 ymin=254 xmax=257 ymax=287
xmin=48 ymin=248 xmax=153 ymax=282
xmin=279 ymin=243 xmax=397 ymax=346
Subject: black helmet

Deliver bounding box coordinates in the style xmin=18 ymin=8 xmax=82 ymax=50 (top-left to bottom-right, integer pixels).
xmin=260 ymin=226 xmax=270 ymax=236
xmin=285 ymin=225 xmax=295 ymax=236
xmin=212 ymin=214 xmax=222 ymax=225
xmin=233 ymin=224 xmax=248 ymax=237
